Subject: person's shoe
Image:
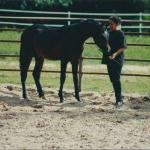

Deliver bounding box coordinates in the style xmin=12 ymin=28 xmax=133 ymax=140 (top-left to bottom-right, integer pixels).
xmin=115 ymin=101 xmax=123 ymax=107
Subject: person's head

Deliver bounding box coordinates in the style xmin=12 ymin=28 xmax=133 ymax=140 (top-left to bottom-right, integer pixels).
xmin=109 ymin=16 xmax=121 ymax=31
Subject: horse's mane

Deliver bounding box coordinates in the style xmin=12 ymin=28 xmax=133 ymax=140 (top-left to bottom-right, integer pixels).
xmin=57 ymin=19 xmax=101 ymax=35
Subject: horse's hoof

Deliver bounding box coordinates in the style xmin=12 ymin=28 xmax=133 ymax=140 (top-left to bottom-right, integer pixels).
xmin=75 ymin=95 xmax=80 ymax=102
xmin=20 ymin=97 xmax=30 ymax=104
xmin=60 ymin=99 xmax=64 ymax=103
xmin=77 ymin=99 xmax=81 ymax=102
xmin=40 ymin=95 xmax=46 ymax=100
xmin=58 ymin=92 xmax=64 ymax=103
xmin=22 ymin=96 xmax=29 ymax=101
xmin=26 ymin=98 xmax=30 ymax=101
xmin=23 ymin=94 xmax=27 ymax=99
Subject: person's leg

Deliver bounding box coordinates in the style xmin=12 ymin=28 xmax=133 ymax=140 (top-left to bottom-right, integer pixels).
xmin=112 ymin=80 xmax=122 ymax=102
xmin=112 ymin=62 xmax=122 ymax=102
xmin=107 ymin=61 xmax=123 ymax=104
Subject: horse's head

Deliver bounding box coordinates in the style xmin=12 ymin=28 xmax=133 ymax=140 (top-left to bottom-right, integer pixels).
xmin=81 ymin=19 xmax=108 ymax=55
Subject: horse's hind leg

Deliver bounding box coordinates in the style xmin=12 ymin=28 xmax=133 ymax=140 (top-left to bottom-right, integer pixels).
xmin=20 ymin=55 xmax=32 ymax=99
xmin=58 ymin=60 xmax=68 ymax=102
xmin=71 ymin=60 xmax=80 ymax=102
xmin=33 ymin=56 xmax=45 ymax=98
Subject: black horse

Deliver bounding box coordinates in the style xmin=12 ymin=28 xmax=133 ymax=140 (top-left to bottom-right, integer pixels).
xmin=20 ymin=19 xmax=108 ymax=102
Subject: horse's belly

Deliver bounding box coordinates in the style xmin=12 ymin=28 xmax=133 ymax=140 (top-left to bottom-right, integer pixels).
xmin=45 ymin=48 xmax=61 ymax=60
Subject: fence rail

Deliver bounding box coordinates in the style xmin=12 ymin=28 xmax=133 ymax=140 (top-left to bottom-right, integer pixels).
xmin=0 ymin=39 xmax=150 ymax=47
xmin=0 ymin=54 xmax=150 ymax=62
xmin=1 ymin=28 xmax=150 ymax=36
xmin=0 ymin=68 xmax=149 ymax=78
xmin=1 ymin=16 xmax=150 ymax=24
xmin=0 ymin=9 xmax=150 ymax=32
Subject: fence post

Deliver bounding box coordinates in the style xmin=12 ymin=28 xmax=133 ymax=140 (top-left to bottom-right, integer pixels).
xmin=78 ymin=57 xmax=83 ymax=92
xmin=139 ymin=12 xmax=142 ymax=37
xmin=67 ymin=11 xmax=71 ymax=25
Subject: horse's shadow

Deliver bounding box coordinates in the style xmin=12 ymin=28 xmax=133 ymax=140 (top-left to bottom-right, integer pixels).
xmin=0 ymin=89 xmax=89 ymax=109
xmin=1 ymin=89 xmax=150 ymax=121
xmin=0 ymin=90 xmax=40 ymax=108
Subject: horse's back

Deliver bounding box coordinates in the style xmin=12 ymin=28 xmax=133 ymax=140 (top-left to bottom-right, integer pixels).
xmin=20 ymin=24 xmax=57 ymax=57
xmin=20 ymin=21 xmax=88 ymax=61
xmin=21 ymin=24 xmax=49 ymax=45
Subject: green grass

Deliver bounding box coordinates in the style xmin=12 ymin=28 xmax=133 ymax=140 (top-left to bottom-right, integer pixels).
xmin=0 ymin=71 xmax=150 ymax=95
xmin=0 ymin=31 xmax=150 ymax=94
xmin=0 ymin=31 xmax=20 ymax=54
xmin=0 ymin=31 xmax=150 ymax=62
xmin=84 ymin=35 xmax=150 ymax=65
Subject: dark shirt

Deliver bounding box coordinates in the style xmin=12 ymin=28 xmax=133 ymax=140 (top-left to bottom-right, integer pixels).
xmin=108 ymin=30 xmax=127 ymax=64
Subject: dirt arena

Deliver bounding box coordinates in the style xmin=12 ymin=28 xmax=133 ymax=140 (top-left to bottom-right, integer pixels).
xmin=0 ymin=84 xmax=150 ymax=149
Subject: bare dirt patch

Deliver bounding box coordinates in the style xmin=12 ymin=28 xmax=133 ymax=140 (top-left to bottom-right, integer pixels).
xmin=0 ymin=84 xmax=150 ymax=149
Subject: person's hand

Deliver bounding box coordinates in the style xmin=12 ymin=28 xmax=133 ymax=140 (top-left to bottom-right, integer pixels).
xmin=109 ymin=52 xmax=117 ymax=60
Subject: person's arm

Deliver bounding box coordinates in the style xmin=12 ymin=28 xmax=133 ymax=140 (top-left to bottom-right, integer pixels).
xmin=109 ymin=48 xmax=125 ymax=59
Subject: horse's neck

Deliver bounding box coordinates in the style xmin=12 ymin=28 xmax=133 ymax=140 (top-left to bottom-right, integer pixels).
xmin=58 ymin=23 xmax=95 ymax=42
xmin=82 ymin=21 xmax=97 ymax=36
xmin=81 ymin=27 xmax=95 ymax=42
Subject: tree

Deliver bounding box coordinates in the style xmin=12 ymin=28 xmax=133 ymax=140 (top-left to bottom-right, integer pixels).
xmin=0 ymin=0 xmax=149 ymax=13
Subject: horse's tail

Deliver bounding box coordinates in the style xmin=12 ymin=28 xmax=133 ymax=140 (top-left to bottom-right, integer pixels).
xmin=20 ymin=27 xmax=35 ymax=58
xmin=19 ymin=26 xmax=36 ymax=91
xmin=19 ymin=26 xmax=36 ymax=98
xmin=20 ymin=26 xmax=36 ymax=69
xmin=19 ymin=24 xmax=47 ymax=65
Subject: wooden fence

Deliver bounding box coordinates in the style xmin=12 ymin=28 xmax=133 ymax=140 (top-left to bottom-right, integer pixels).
xmin=0 ymin=36 xmax=150 ymax=91
xmin=0 ymin=10 xmax=150 ymax=90
xmin=0 ymin=9 xmax=150 ymax=32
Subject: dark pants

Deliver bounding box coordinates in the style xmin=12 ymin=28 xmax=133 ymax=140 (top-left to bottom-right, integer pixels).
xmin=107 ymin=60 xmax=123 ymax=102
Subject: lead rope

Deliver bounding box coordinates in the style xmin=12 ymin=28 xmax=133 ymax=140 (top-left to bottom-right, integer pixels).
xmin=99 ymin=49 xmax=130 ymax=73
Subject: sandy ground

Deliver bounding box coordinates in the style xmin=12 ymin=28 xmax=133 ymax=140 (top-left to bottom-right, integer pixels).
xmin=0 ymin=84 xmax=150 ymax=149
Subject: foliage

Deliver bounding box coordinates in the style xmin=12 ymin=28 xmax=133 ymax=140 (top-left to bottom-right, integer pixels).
xmin=0 ymin=0 xmax=72 ymax=10
xmin=32 ymin=0 xmax=72 ymax=9
xmin=0 ymin=0 xmax=150 ymax=12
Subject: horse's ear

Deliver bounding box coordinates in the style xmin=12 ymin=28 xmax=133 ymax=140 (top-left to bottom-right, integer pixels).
xmin=105 ymin=22 xmax=110 ymax=28
xmin=98 ymin=21 xmax=106 ymax=28
xmin=99 ymin=21 xmax=110 ymax=31
xmin=80 ymin=18 xmax=87 ymax=22
xmin=98 ymin=21 xmax=107 ymax=32
xmin=98 ymin=21 xmax=103 ymax=26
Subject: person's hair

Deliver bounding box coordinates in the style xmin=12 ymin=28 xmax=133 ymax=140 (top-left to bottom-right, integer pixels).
xmin=109 ymin=16 xmax=122 ymax=25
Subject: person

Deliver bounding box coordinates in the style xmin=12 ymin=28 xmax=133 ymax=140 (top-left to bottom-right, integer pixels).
xmin=103 ymin=16 xmax=127 ymax=107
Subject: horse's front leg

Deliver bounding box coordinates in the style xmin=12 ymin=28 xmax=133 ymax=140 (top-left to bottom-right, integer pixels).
xmin=71 ymin=60 xmax=80 ymax=102
xmin=58 ymin=60 xmax=68 ymax=103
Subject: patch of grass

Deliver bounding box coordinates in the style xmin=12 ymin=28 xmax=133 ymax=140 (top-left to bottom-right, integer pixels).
xmin=84 ymin=36 xmax=150 ymax=65
xmin=0 ymin=31 xmax=20 ymax=54
xmin=0 ymin=31 xmax=150 ymax=63
xmin=122 ymin=76 xmax=150 ymax=95
xmin=0 ymin=31 xmax=150 ymax=95
xmin=0 ymin=71 xmax=150 ymax=95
